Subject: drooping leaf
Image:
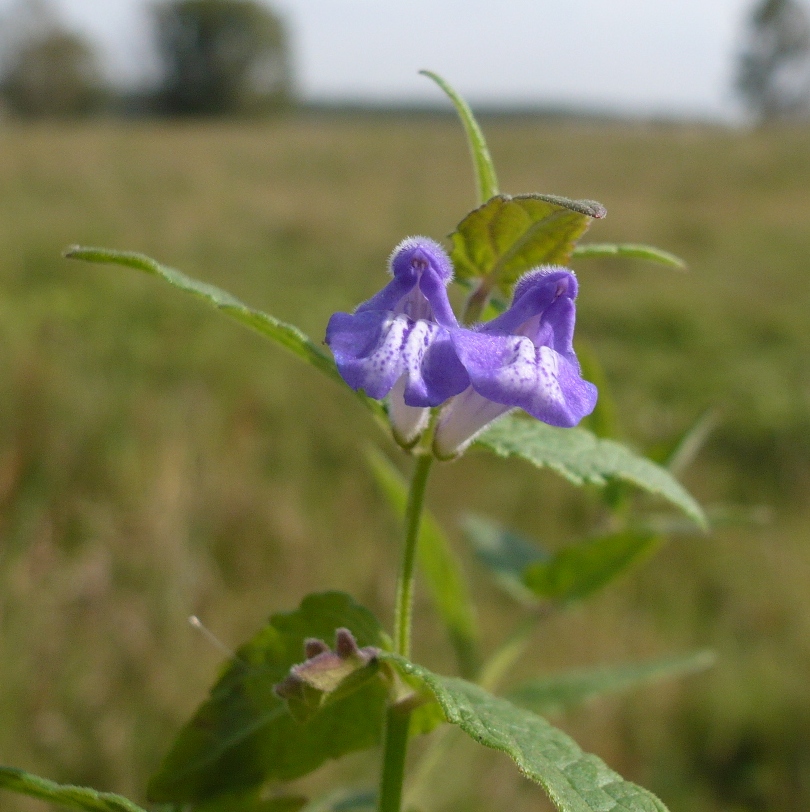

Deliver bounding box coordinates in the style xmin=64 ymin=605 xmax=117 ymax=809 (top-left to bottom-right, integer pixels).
xmin=419 ymin=70 xmax=499 ymax=204
xmin=462 ymin=514 xmax=545 ymax=604
xmin=507 ymin=650 xmax=716 ymax=716
xmin=475 ymin=415 xmax=706 ymax=528
xmin=571 ymin=243 xmax=686 ymax=269
xmin=522 ymin=531 xmax=661 ymax=604
xmin=0 ymin=767 xmax=147 ymax=812
xmin=365 ymin=447 xmax=479 ymax=677
xmin=148 ymin=592 xmax=390 ymax=804
xmin=449 ymin=194 xmax=606 ymax=296
xmin=63 ymin=246 xmax=384 ymax=421
xmin=383 ymin=656 xmax=670 ymax=812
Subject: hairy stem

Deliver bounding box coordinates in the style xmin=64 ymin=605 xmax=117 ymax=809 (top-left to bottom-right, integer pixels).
xmin=378 ymin=703 xmax=412 ymax=812
xmin=392 ymin=453 xmax=434 ymax=658
xmin=379 ymin=452 xmax=434 ymax=812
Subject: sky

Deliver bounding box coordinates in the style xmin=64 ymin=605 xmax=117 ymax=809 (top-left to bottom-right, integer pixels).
xmin=0 ymin=0 xmax=764 ymax=119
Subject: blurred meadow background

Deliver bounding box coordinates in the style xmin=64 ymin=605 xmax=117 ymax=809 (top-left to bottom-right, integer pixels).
xmin=2 ymin=2 xmax=810 ymax=812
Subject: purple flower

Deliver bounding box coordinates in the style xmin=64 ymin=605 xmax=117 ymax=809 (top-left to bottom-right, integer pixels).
xmin=326 ymin=239 xmax=596 ymax=456
xmin=325 ymin=237 xmax=469 ymax=446
xmin=433 ymin=267 xmax=597 ymax=458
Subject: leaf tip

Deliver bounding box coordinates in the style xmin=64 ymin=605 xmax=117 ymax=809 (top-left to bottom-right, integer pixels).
xmin=586 ymin=200 xmax=607 ymax=219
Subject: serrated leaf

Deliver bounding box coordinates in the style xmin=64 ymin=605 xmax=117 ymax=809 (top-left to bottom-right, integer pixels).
xmin=449 ymin=194 xmax=606 ymax=296
xmin=419 ymin=70 xmax=499 ymax=204
xmin=148 ymin=592 xmax=389 ymax=804
xmin=571 ymin=243 xmax=686 ymax=269
xmin=63 ymin=246 xmax=383 ymax=421
xmin=0 ymin=767 xmax=147 ymax=812
xmin=462 ymin=514 xmax=545 ymax=604
xmin=475 ymin=415 xmax=706 ymax=528
xmin=523 ymin=531 xmax=660 ymax=604
xmin=507 ymin=650 xmax=716 ymax=716
xmin=384 ymin=656 xmax=670 ymax=812
xmin=365 ymin=447 xmax=479 ymax=677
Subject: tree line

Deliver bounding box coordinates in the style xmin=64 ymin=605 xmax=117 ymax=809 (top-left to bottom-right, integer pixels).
xmin=0 ymin=0 xmax=292 ymax=118
xmin=1 ymin=0 xmax=810 ymax=120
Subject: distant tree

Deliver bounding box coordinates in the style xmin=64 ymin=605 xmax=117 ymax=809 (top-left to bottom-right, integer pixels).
xmin=736 ymin=0 xmax=810 ymax=120
xmin=0 ymin=1 xmax=105 ymax=118
xmin=153 ymin=0 xmax=292 ymax=116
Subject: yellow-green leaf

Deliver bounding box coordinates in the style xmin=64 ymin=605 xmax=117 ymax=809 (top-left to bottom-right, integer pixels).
xmin=450 ymin=194 xmax=606 ymax=296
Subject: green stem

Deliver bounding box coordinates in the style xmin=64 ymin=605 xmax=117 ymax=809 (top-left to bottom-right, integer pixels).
xmin=462 ymin=279 xmax=493 ymax=325
xmin=392 ymin=453 xmax=434 ymax=658
xmin=378 ymin=452 xmax=434 ymax=812
xmin=378 ymin=704 xmax=412 ymax=812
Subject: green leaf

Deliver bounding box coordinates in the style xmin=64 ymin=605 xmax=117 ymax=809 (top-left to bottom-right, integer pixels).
xmin=365 ymin=447 xmax=479 ymax=677
xmin=383 ymin=656 xmax=670 ymax=812
xmin=663 ymin=409 xmax=719 ymax=477
xmin=0 ymin=767 xmax=147 ymax=812
xmin=507 ymin=650 xmax=716 ymax=716
xmin=463 ymin=516 xmax=658 ymax=605
xmin=148 ymin=592 xmax=390 ymax=804
xmin=419 ymin=70 xmax=498 ymax=204
xmin=522 ymin=531 xmax=661 ymax=604
xmin=449 ymin=194 xmax=606 ymax=296
xmin=195 ymin=790 xmax=309 ymax=812
xmin=571 ymin=243 xmax=686 ymax=269
xmin=475 ymin=415 xmax=707 ymax=528
xmin=63 ymin=246 xmax=384 ymax=421
xmin=301 ymin=788 xmax=376 ymax=812
xmin=462 ymin=514 xmax=545 ymax=604
xmin=575 ymin=341 xmax=620 ymax=440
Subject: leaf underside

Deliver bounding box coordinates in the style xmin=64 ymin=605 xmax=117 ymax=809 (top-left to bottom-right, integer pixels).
xmin=475 ymin=415 xmax=706 ymax=528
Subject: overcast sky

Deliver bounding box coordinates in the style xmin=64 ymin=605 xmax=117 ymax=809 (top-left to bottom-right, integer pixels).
xmin=0 ymin=0 xmax=765 ymax=119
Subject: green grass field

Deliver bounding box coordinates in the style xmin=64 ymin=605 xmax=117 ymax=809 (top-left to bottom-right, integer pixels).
xmin=1 ymin=115 xmax=809 ymax=812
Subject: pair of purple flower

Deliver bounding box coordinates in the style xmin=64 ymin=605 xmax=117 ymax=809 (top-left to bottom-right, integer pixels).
xmin=325 ymin=238 xmax=597 ymax=458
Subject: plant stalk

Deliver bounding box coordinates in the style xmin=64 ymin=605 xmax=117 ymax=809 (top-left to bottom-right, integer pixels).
xmin=462 ymin=279 xmax=493 ymax=324
xmin=392 ymin=453 xmax=434 ymax=659
xmin=378 ymin=452 xmax=434 ymax=812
